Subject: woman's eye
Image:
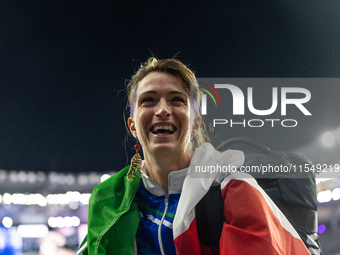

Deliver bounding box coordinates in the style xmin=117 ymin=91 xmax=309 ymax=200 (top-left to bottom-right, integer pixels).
xmin=172 ymin=97 xmax=186 ymax=103
xmin=140 ymin=97 xmax=155 ymax=104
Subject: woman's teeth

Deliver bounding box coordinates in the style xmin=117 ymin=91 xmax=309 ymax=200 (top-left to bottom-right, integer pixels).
xmin=151 ymin=125 xmax=175 ymax=134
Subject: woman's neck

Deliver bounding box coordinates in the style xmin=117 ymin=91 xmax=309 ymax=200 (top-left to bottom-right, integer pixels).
xmin=143 ymin=151 xmax=190 ymax=193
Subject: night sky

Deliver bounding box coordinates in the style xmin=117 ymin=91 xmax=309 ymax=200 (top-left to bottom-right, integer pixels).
xmin=1 ymin=1 xmax=340 ymax=173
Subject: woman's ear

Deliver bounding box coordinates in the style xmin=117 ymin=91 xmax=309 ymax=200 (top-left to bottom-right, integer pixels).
xmin=128 ymin=117 xmax=137 ymax=139
xmin=192 ymin=116 xmax=202 ymax=136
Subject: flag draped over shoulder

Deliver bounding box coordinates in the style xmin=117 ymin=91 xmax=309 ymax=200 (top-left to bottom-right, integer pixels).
xmin=78 ymin=143 xmax=310 ymax=255
xmin=81 ymin=167 xmax=142 ymax=255
xmin=173 ymin=143 xmax=310 ymax=255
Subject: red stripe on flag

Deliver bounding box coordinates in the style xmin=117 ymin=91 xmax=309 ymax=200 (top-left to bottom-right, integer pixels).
xmin=174 ymin=218 xmax=202 ymax=255
xmin=220 ymin=179 xmax=310 ymax=255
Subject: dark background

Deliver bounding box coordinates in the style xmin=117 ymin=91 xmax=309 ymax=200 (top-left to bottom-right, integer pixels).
xmin=1 ymin=1 xmax=340 ymax=173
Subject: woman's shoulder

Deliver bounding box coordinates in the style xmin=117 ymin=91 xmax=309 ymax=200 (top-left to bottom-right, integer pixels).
xmin=90 ymin=165 xmax=141 ymax=204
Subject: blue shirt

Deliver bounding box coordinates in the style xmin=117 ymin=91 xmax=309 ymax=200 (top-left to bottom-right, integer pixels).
xmin=135 ymin=168 xmax=187 ymax=255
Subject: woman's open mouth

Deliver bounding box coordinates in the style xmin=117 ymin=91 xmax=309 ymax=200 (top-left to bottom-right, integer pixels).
xmin=151 ymin=124 xmax=176 ymax=135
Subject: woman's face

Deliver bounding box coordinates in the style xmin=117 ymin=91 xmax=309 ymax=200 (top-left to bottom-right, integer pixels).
xmin=128 ymin=72 xmax=196 ymax=158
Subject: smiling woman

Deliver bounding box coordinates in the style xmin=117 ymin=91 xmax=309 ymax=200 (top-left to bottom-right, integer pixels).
xmin=127 ymin=58 xmax=206 ymax=151
xmin=77 ymin=58 xmax=311 ymax=255
xmin=127 ymin=71 xmax=201 ymax=191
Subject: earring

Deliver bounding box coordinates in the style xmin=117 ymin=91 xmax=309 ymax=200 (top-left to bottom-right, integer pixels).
xmin=127 ymin=142 xmax=142 ymax=180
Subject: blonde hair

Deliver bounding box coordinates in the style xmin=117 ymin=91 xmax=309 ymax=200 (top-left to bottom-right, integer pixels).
xmin=126 ymin=57 xmax=209 ymax=149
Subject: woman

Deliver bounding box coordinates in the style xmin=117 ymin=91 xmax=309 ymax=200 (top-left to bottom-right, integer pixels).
xmin=77 ymin=58 xmax=310 ymax=255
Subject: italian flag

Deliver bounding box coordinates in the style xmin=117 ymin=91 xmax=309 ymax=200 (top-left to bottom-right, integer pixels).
xmin=173 ymin=143 xmax=310 ymax=255
xmin=78 ymin=143 xmax=310 ymax=255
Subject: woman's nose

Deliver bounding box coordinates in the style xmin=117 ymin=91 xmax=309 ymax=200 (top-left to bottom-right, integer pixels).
xmin=155 ymin=99 xmax=171 ymax=117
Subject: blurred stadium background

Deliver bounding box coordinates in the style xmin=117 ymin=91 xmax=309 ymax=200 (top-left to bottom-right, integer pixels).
xmin=1 ymin=1 xmax=340 ymax=254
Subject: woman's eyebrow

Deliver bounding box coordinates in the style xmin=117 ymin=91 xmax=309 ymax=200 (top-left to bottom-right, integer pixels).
xmin=139 ymin=90 xmax=157 ymax=96
xmin=168 ymin=91 xmax=187 ymax=97
xmin=138 ymin=90 xmax=187 ymax=97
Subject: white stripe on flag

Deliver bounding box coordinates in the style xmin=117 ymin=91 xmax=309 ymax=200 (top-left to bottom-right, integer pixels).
xmin=173 ymin=143 xmax=245 ymax=239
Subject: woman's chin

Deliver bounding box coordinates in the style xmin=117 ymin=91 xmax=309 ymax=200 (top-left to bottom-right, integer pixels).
xmin=150 ymin=143 xmax=176 ymax=152
xmin=147 ymin=142 xmax=190 ymax=156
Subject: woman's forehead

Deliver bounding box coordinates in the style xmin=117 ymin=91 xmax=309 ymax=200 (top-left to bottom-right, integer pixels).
xmin=137 ymin=72 xmax=188 ymax=95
